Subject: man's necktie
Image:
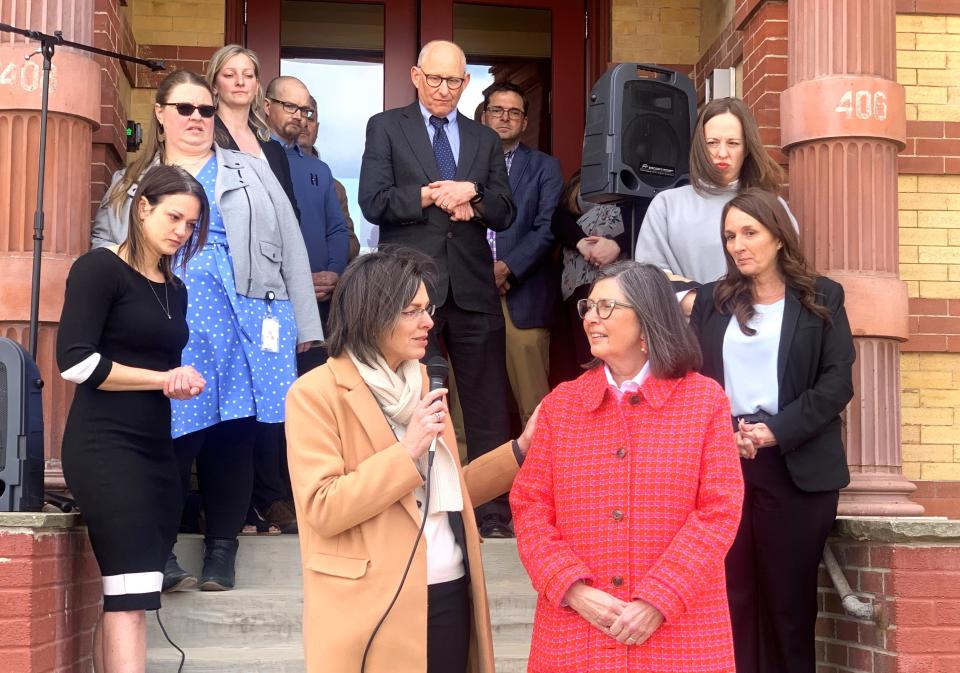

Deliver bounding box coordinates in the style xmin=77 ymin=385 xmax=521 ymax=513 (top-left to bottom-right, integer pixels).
xmin=430 ymin=115 xmax=457 ymax=181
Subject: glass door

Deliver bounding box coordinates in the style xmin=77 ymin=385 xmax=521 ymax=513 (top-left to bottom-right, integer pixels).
xmin=423 ymin=0 xmax=585 ymax=174
xmin=246 ymin=0 xmax=586 ymax=176
xmin=279 ymin=1 xmax=388 ymax=250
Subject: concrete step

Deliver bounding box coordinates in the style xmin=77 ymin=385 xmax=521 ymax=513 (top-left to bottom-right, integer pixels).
xmin=147 ymin=640 xmax=530 ymax=673
xmin=170 ymin=534 xmax=302 ymax=588
xmin=145 ymin=536 xmax=536 ymax=671
xmin=147 ymin=588 xmax=303 ymax=648
xmin=493 ymin=640 xmax=533 ymax=673
xmin=147 ymin=643 xmax=304 ymax=673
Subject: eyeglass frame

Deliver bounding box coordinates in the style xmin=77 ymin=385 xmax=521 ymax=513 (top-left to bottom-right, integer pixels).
xmin=484 ymin=105 xmax=525 ymax=121
xmin=159 ymin=102 xmax=218 ymax=118
xmin=577 ymin=298 xmax=635 ymax=319
xmin=416 ymin=68 xmax=467 ymax=91
xmin=267 ymin=97 xmax=316 ymax=120
xmin=399 ymin=304 xmax=436 ymax=320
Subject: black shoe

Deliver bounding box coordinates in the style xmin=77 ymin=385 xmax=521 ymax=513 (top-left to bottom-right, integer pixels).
xmin=198 ymin=537 xmax=239 ymax=591
xmin=162 ymin=552 xmax=197 ymax=592
xmin=479 ymin=515 xmax=514 ymax=539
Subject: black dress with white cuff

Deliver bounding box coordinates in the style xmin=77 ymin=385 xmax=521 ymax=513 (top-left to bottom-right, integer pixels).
xmin=57 ymin=247 xmax=189 ymax=611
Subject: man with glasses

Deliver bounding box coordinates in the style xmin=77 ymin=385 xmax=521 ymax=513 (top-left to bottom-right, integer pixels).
xmin=480 ymin=82 xmax=562 ymax=428
xmin=265 ymin=76 xmax=349 ymax=346
xmin=359 ymin=39 xmax=517 ymax=538
xmin=298 ymin=95 xmax=361 ymax=262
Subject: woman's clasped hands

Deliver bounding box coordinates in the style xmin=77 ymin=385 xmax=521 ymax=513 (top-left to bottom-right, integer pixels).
xmin=563 ymin=581 xmax=663 ymax=647
xmin=163 ymin=365 xmax=206 ymax=400
xmin=576 ymin=236 xmax=621 ymax=268
xmin=735 ymin=419 xmax=778 ymax=459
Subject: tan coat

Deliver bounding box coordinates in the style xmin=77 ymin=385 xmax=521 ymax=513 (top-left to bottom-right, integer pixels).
xmin=285 ymin=355 xmax=519 ymax=673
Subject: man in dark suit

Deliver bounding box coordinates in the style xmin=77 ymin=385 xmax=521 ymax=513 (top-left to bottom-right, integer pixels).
xmin=480 ymin=82 xmax=563 ymax=425
xmin=359 ymin=40 xmax=517 ymax=537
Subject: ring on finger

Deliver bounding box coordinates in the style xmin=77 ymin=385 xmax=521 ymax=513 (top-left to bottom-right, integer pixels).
xmin=434 ymin=412 xmax=442 ymax=421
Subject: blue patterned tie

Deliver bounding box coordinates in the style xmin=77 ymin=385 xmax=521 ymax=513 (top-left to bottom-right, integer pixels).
xmin=430 ymin=115 xmax=457 ymax=180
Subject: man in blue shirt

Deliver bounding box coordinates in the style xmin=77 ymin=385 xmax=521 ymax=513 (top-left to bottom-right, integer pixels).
xmin=264 ymin=76 xmax=350 ymax=336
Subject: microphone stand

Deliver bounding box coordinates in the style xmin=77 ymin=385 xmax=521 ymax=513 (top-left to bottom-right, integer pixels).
xmin=0 ymin=23 xmax=165 ymax=358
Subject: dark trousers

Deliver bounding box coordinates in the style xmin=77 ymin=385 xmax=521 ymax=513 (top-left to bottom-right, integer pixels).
xmin=251 ymin=422 xmax=289 ymax=510
xmin=426 ymin=295 xmax=512 ymax=522
xmin=427 ymin=576 xmax=470 ymax=673
xmin=726 ymin=445 xmax=839 ymax=673
xmin=173 ymin=417 xmax=256 ymax=540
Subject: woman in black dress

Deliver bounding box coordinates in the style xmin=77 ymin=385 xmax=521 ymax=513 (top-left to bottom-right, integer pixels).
xmin=58 ymin=165 xmax=209 ymax=673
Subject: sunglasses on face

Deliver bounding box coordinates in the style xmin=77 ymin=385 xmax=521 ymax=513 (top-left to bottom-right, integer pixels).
xmin=160 ymin=102 xmax=218 ymax=118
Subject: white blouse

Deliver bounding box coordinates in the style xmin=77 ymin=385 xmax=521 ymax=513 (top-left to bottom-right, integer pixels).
xmin=723 ymin=300 xmax=784 ymax=417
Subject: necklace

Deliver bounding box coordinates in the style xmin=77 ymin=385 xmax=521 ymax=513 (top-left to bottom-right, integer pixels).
xmin=146 ymin=277 xmax=172 ymax=319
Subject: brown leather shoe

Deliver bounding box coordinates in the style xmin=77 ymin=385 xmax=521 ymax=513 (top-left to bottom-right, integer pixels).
xmin=262 ymin=499 xmax=298 ymax=534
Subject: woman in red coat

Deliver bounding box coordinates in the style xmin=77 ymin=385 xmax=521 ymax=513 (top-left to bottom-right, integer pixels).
xmin=511 ymin=261 xmax=744 ymax=673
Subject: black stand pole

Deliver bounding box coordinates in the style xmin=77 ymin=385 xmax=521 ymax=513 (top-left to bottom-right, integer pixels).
xmin=0 ymin=24 xmax=165 ymax=359
xmin=27 ymin=40 xmax=53 ymax=360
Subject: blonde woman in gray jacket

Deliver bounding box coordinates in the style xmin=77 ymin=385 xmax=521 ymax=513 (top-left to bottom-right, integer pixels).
xmin=92 ymin=70 xmax=322 ymax=592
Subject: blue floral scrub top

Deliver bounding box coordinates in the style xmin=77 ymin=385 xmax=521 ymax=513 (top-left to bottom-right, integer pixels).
xmin=171 ymin=156 xmax=298 ymax=438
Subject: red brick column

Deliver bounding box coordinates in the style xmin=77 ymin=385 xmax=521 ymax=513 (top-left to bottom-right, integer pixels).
xmin=736 ymin=0 xmax=789 ymax=165
xmin=0 ymin=514 xmax=101 ymax=673
xmin=817 ymin=518 xmax=960 ymax=673
xmin=0 ymin=0 xmax=101 ymax=476
xmin=780 ymin=0 xmax=922 ymax=515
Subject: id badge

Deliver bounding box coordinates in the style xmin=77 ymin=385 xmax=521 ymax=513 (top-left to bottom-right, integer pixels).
xmin=261 ymin=316 xmax=280 ymax=353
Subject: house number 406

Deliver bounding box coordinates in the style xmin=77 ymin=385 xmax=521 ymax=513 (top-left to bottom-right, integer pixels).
xmin=835 ymin=90 xmax=888 ymax=121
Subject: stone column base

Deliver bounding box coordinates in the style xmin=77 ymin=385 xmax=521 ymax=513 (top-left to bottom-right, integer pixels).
xmin=840 ymin=472 xmax=925 ymax=516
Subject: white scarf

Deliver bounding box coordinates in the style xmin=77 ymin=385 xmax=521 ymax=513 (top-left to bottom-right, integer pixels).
xmin=347 ymin=351 xmax=464 ymax=514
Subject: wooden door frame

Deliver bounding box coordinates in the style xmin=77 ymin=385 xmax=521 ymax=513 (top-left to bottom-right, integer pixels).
xmin=241 ymin=0 xmax=613 ymax=174
xmin=245 ymin=0 xmax=417 ymax=110
xmin=420 ymin=0 xmax=586 ymax=175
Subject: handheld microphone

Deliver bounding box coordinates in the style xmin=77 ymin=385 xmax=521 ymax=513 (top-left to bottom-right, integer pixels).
xmin=426 ymin=356 xmax=448 ymax=393
xmin=425 ymin=357 xmax=448 ymax=454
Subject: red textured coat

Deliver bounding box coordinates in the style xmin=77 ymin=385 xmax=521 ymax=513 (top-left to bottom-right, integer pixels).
xmin=510 ymin=367 xmax=744 ymax=673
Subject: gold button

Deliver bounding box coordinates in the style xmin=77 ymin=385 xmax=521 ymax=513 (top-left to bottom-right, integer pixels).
xmin=612 ymin=576 xmax=624 ymax=587
xmin=612 ymin=509 xmax=624 ymax=521
xmin=616 ymin=448 xmax=627 ymax=458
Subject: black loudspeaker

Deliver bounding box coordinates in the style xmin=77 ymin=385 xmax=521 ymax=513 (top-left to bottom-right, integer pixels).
xmin=0 ymin=337 xmax=45 ymax=512
xmin=581 ymin=63 xmax=697 ymax=202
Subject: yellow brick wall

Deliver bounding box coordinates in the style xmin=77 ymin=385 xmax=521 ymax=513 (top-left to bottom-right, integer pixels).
xmin=130 ymin=0 xmax=225 ymax=48
xmin=897 ymin=14 xmax=960 ymax=122
xmin=897 ymin=13 xmax=960 ymax=483
xmin=611 ymin=0 xmax=701 ymax=65
xmin=901 ymin=353 xmax=960 ymax=481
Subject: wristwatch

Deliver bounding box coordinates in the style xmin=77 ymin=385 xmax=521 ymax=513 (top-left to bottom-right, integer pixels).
xmin=470 ymin=181 xmax=485 ymax=204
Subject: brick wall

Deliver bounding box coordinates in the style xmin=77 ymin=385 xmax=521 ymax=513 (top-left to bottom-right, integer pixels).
xmin=130 ymin=0 xmax=224 ymax=48
xmin=896 ymin=10 xmax=960 ymax=515
xmin=0 ymin=518 xmax=101 ymax=673
xmin=610 ymin=0 xmax=701 ymax=67
xmin=92 ymin=0 xmax=136 ymax=217
xmin=817 ymin=529 xmax=960 ymax=673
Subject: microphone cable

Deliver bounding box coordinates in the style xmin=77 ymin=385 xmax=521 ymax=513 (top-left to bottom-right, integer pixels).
xmin=155 ymin=608 xmax=185 ymax=673
xmin=360 ymin=448 xmax=435 ymax=673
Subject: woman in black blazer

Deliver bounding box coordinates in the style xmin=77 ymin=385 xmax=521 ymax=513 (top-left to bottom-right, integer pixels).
xmin=689 ymin=188 xmax=855 ymax=673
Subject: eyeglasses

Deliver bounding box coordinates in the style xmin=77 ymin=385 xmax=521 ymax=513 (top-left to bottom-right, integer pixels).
xmin=485 ymin=106 xmax=524 ymax=120
xmin=400 ymin=304 xmax=436 ymax=320
xmin=577 ymin=298 xmax=635 ymax=319
xmin=160 ymin=103 xmax=218 ymax=118
xmin=418 ymin=69 xmax=466 ymax=91
xmin=267 ymin=97 xmax=316 ymax=119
